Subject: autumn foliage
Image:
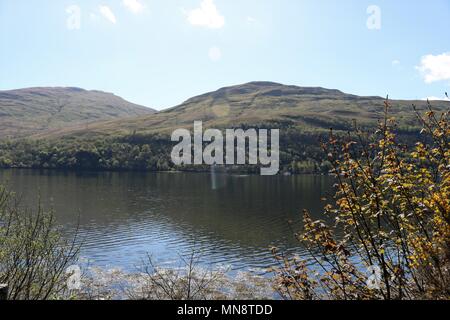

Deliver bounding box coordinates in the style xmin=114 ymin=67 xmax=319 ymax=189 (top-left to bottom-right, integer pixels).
xmin=274 ymin=101 xmax=449 ymax=300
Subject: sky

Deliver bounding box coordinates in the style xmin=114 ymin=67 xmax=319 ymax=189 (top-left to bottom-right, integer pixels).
xmin=1 ymin=0 xmax=450 ymax=110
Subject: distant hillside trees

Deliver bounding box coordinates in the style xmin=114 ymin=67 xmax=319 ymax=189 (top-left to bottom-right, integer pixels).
xmin=0 ymin=119 xmax=426 ymax=174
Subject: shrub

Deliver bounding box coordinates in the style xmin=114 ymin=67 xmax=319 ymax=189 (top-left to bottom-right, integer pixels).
xmin=274 ymin=100 xmax=449 ymax=300
xmin=0 ymin=187 xmax=80 ymax=300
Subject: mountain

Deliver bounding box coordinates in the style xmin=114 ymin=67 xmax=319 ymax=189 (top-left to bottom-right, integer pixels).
xmin=0 ymin=87 xmax=155 ymax=138
xmin=33 ymin=81 xmax=450 ymax=140
xmin=1 ymin=82 xmax=448 ymax=173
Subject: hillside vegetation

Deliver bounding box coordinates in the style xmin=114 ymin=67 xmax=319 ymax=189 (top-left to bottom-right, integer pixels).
xmin=0 ymin=87 xmax=155 ymax=138
xmin=0 ymin=82 xmax=449 ymax=173
xmin=31 ymin=82 xmax=449 ymax=140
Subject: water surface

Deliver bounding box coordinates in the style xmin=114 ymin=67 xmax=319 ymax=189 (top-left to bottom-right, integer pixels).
xmin=0 ymin=169 xmax=334 ymax=273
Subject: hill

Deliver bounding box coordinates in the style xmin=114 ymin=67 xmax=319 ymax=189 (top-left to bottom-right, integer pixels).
xmin=0 ymin=82 xmax=448 ymax=173
xmin=33 ymin=82 xmax=450 ymax=140
xmin=0 ymin=87 xmax=155 ymax=138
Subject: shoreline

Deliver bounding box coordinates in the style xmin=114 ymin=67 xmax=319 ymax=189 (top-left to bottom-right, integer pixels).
xmin=0 ymin=166 xmax=329 ymax=177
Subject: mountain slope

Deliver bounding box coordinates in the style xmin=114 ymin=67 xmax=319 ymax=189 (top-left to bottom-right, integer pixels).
xmin=0 ymin=87 xmax=155 ymax=138
xmin=34 ymin=82 xmax=450 ymax=140
xmin=1 ymin=82 xmax=449 ymax=173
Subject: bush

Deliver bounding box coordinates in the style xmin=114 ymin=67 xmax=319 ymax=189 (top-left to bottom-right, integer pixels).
xmin=75 ymin=251 xmax=274 ymax=300
xmin=274 ymin=101 xmax=449 ymax=300
xmin=0 ymin=186 xmax=80 ymax=300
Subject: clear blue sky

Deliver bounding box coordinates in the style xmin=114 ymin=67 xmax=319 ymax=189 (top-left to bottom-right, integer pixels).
xmin=1 ymin=0 xmax=449 ymax=110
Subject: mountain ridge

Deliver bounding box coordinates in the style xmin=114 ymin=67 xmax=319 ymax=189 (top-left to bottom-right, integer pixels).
xmin=31 ymin=81 xmax=449 ymax=140
xmin=175 ymin=82 xmax=358 ymax=108
xmin=2 ymin=82 xmax=449 ymax=141
xmin=0 ymin=87 xmax=155 ymax=138
xmin=1 ymin=82 xmax=449 ymax=173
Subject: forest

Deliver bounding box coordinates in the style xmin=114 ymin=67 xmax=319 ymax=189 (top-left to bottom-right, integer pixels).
xmin=0 ymin=123 xmax=424 ymax=175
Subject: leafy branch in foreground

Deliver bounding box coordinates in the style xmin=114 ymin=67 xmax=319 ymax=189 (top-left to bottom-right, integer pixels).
xmin=274 ymin=100 xmax=449 ymax=300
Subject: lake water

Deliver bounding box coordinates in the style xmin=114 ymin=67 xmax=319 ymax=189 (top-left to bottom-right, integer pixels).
xmin=0 ymin=169 xmax=334 ymax=274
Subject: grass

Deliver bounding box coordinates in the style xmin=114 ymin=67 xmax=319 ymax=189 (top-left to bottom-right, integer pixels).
xmin=30 ymin=82 xmax=450 ymax=141
xmin=0 ymin=87 xmax=155 ymax=139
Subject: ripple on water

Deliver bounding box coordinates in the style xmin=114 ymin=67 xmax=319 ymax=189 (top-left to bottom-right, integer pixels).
xmin=0 ymin=170 xmax=333 ymax=272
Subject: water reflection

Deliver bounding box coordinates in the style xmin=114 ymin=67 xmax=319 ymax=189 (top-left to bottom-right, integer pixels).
xmin=0 ymin=169 xmax=334 ymax=272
